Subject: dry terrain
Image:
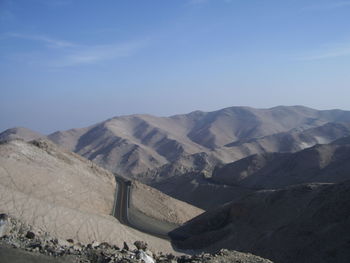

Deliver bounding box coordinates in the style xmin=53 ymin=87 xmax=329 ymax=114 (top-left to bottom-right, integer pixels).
xmin=39 ymin=106 xmax=350 ymax=181
xmin=1 ymin=106 xmax=350 ymax=263
xmin=0 ymin=215 xmax=274 ymax=263
xmin=156 ymin=139 xmax=350 ymax=209
xmin=211 ymin=143 xmax=350 ymax=189
xmin=0 ymin=139 xmax=197 ymax=253
xmin=3 ymin=106 xmax=350 ymax=211
xmin=130 ymin=180 xmax=203 ymax=225
xmin=171 ymin=181 xmax=350 ymax=263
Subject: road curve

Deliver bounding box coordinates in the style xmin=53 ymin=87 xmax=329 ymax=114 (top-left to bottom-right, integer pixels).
xmin=112 ymin=175 xmax=178 ymax=240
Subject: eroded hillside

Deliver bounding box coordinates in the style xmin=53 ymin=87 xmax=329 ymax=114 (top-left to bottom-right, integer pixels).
xmin=0 ymin=139 xmax=186 ymax=252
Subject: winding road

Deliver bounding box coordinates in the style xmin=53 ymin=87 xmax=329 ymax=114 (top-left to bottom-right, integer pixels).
xmin=112 ymin=176 xmax=178 ymax=240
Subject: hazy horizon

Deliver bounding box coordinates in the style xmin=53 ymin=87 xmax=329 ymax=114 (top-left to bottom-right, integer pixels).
xmin=1 ymin=0 xmax=350 ymax=133
xmin=2 ymin=104 xmax=350 ymax=135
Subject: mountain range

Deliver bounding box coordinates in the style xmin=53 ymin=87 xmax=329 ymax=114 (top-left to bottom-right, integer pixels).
xmin=2 ymin=106 xmax=350 ymax=209
xmin=2 ymin=105 xmax=350 ymax=262
xmin=3 ymin=106 xmax=350 ymax=182
xmin=153 ymin=136 xmax=350 ymax=209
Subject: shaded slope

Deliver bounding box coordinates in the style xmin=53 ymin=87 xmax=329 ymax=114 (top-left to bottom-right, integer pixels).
xmin=130 ymin=180 xmax=204 ymax=225
xmin=170 ymin=181 xmax=350 ymax=263
xmin=154 ymin=139 xmax=350 ymax=210
xmin=152 ymin=172 xmax=254 ymax=210
xmin=211 ymin=143 xmax=350 ymax=189
xmin=331 ymin=135 xmax=350 ymax=145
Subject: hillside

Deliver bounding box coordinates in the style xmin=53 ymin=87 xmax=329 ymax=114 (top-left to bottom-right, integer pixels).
xmin=40 ymin=106 xmax=350 ymax=181
xmin=152 ymin=172 xmax=254 ymax=210
xmin=224 ymin=122 xmax=350 ymax=155
xmin=170 ymin=181 xmax=350 ymax=263
xmin=130 ymin=180 xmax=203 ymax=225
xmin=153 ymin=140 xmax=350 ymax=209
xmin=331 ymin=135 xmax=350 ymax=145
xmin=0 ymin=139 xmax=197 ymax=252
xmin=211 ymin=143 xmax=350 ymax=189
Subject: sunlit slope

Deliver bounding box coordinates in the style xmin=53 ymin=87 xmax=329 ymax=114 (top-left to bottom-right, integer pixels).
xmin=0 ymin=139 xmax=179 ymax=252
xmin=44 ymin=106 xmax=350 ymax=179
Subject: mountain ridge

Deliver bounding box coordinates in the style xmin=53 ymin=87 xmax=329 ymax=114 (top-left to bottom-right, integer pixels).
xmin=2 ymin=105 xmax=350 ymax=184
xmin=44 ymin=106 xmax=350 ymax=178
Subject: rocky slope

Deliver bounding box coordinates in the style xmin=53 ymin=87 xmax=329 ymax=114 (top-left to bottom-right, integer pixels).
xmin=0 ymin=139 xmax=198 ymax=253
xmin=0 ymin=215 xmax=273 ymax=263
xmin=170 ymin=181 xmax=350 ymax=263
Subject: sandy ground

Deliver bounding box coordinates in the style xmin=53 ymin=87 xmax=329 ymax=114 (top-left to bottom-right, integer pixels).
xmin=0 ymin=140 xmax=179 ymax=253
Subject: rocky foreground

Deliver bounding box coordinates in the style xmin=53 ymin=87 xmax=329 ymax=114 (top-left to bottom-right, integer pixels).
xmin=0 ymin=214 xmax=273 ymax=263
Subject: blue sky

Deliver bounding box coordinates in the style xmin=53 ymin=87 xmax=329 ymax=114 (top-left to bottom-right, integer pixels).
xmin=1 ymin=0 xmax=350 ymax=133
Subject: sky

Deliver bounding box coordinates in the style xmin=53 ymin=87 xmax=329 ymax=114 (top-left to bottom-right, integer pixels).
xmin=1 ymin=0 xmax=350 ymax=133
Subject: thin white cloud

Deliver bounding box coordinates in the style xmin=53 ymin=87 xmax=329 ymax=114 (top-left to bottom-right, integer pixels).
xmin=52 ymin=41 xmax=148 ymax=67
xmin=296 ymin=42 xmax=350 ymax=61
xmin=302 ymin=1 xmax=350 ymax=11
xmin=2 ymin=33 xmax=149 ymax=67
xmin=6 ymin=33 xmax=76 ymax=48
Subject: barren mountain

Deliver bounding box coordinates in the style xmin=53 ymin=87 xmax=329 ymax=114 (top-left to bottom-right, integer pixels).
xmin=42 ymin=106 xmax=350 ymax=181
xmin=0 ymin=139 xmax=200 ymax=252
xmin=0 ymin=127 xmax=43 ymax=142
xmin=170 ymin=181 xmax=350 ymax=263
xmin=3 ymin=106 xmax=350 ymax=211
xmin=224 ymin=122 xmax=350 ymax=155
xmin=0 ymin=139 xmax=115 ymax=215
xmin=211 ymin=143 xmax=350 ymax=189
xmin=155 ymin=139 xmax=350 ymax=209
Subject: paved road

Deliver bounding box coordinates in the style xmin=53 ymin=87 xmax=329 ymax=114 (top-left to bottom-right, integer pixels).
xmin=112 ymin=176 xmax=178 ymax=240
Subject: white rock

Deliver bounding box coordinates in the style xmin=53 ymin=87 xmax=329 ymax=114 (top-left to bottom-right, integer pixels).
xmin=57 ymin=238 xmax=72 ymax=247
xmin=138 ymin=250 xmax=155 ymax=263
xmin=0 ymin=214 xmax=9 ymax=237
xmin=92 ymin=240 xmax=100 ymax=248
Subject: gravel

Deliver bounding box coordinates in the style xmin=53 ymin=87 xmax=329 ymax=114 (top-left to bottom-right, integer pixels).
xmin=0 ymin=214 xmax=273 ymax=263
